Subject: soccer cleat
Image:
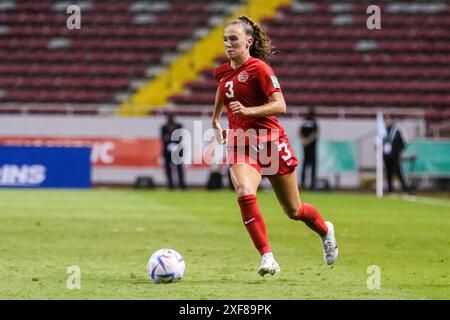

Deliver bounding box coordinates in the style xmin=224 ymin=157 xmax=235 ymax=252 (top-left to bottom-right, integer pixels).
xmin=321 ymin=221 xmax=338 ymax=265
xmin=258 ymin=253 xmax=280 ymax=277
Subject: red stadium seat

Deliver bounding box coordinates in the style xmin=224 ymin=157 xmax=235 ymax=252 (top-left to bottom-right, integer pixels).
xmin=0 ymin=0 xmax=243 ymax=109
xmin=1 ymin=0 xmax=449 ymax=117
xmin=169 ymin=0 xmax=450 ymax=112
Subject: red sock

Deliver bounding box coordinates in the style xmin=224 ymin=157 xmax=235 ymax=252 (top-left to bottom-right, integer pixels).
xmin=295 ymin=202 xmax=328 ymax=237
xmin=237 ymin=195 xmax=271 ymax=255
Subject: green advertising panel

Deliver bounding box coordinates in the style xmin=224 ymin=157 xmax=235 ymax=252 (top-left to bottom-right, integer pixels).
xmin=318 ymin=141 xmax=357 ymax=174
xmin=295 ymin=139 xmax=357 ymax=174
xmin=404 ymin=140 xmax=450 ymax=176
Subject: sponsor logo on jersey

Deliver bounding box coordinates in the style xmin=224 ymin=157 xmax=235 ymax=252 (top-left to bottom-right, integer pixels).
xmin=0 ymin=164 xmax=46 ymax=186
xmin=271 ymin=76 xmax=281 ymax=89
xmin=238 ymin=71 xmax=249 ymax=82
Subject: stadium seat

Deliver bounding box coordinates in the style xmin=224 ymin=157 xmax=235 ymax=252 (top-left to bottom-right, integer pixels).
xmin=0 ymin=0 xmax=245 ymax=112
xmin=169 ymin=0 xmax=450 ymax=118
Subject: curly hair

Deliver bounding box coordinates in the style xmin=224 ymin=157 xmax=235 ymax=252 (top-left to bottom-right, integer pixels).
xmin=226 ymin=15 xmax=276 ymax=63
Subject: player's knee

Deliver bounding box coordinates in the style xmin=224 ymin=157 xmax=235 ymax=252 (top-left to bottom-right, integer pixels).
xmin=235 ymin=185 xmax=255 ymax=197
xmin=284 ymin=204 xmax=301 ymax=220
xmin=286 ymin=211 xmax=299 ymax=220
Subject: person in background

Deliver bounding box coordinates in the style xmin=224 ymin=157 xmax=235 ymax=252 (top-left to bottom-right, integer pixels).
xmin=299 ymin=107 xmax=319 ymax=190
xmin=383 ymin=114 xmax=410 ymax=194
xmin=161 ymin=114 xmax=186 ymax=190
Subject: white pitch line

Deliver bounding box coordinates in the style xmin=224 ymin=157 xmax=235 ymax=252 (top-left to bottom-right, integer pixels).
xmin=393 ymin=195 xmax=450 ymax=208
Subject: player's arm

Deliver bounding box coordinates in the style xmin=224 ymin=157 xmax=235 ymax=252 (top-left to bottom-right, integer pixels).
xmin=230 ymin=91 xmax=286 ymax=117
xmin=212 ymin=87 xmax=226 ymax=144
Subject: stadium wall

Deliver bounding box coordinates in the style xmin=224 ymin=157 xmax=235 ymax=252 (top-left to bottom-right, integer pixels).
xmin=0 ymin=115 xmax=425 ymax=188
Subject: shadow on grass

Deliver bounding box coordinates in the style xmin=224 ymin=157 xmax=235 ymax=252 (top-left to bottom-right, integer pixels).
xmin=128 ymin=278 xmax=279 ymax=286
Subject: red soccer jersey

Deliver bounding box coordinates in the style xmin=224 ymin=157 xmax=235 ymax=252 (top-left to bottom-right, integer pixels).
xmin=213 ymin=56 xmax=286 ymax=143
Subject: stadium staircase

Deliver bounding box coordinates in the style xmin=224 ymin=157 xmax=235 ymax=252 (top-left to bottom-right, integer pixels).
xmin=118 ymin=0 xmax=292 ymax=116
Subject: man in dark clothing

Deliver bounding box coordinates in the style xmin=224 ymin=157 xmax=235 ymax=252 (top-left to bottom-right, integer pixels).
xmin=161 ymin=114 xmax=186 ymax=190
xmin=383 ymin=115 xmax=410 ymax=194
xmin=299 ymin=108 xmax=319 ymax=190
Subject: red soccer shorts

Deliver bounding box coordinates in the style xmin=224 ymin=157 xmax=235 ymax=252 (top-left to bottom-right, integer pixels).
xmin=227 ymin=135 xmax=299 ymax=176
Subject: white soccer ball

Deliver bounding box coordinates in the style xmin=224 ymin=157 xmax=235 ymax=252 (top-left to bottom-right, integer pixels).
xmin=147 ymin=248 xmax=185 ymax=284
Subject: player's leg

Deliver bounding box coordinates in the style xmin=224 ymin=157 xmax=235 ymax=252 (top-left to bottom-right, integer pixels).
xmin=267 ymin=170 xmax=338 ymax=265
xmin=230 ymin=163 xmax=280 ymax=276
xmin=230 ymin=163 xmax=261 ymax=196
xmin=267 ymin=171 xmax=327 ymax=234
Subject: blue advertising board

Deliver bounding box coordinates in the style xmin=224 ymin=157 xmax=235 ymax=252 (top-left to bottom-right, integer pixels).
xmin=0 ymin=146 xmax=91 ymax=188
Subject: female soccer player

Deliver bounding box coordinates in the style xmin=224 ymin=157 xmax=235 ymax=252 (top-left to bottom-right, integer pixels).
xmin=211 ymin=16 xmax=338 ymax=276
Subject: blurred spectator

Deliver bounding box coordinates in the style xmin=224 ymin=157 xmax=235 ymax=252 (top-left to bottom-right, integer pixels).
xmin=299 ymin=108 xmax=319 ymax=190
xmin=383 ymin=115 xmax=411 ymax=194
xmin=161 ymin=114 xmax=186 ymax=190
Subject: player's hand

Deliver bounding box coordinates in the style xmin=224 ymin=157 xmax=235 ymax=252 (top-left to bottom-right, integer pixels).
xmin=212 ymin=123 xmax=226 ymax=145
xmin=230 ymin=101 xmax=252 ymax=117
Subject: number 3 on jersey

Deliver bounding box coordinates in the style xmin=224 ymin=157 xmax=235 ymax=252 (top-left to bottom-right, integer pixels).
xmin=278 ymin=142 xmax=292 ymax=161
xmin=225 ymin=81 xmax=234 ymax=98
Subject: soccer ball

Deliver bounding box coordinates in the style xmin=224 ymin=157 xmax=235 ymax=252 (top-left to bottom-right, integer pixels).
xmin=147 ymin=248 xmax=185 ymax=284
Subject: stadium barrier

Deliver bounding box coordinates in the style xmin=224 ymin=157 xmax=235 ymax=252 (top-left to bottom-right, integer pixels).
xmin=0 ymin=146 xmax=91 ymax=188
xmin=404 ymin=140 xmax=450 ymax=176
xmin=0 ymin=115 xmax=430 ymax=189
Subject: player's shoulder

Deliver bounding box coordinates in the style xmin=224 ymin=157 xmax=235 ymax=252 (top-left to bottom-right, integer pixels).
xmin=213 ymin=62 xmax=232 ymax=82
xmin=248 ymin=57 xmax=275 ymax=74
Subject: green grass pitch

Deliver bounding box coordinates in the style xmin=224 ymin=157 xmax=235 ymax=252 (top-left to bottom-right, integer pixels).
xmin=0 ymin=189 xmax=449 ymax=299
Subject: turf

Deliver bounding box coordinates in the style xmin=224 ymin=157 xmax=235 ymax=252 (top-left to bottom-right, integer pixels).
xmin=0 ymin=189 xmax=448 ymax=300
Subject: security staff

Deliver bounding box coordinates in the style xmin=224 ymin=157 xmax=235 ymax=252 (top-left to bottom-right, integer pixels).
xmin=383 ymin=115 xmax=410 ymax=194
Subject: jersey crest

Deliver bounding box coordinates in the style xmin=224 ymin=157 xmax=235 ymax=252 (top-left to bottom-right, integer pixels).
xmin=238 ymin=71 xmax=249 ymax=82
